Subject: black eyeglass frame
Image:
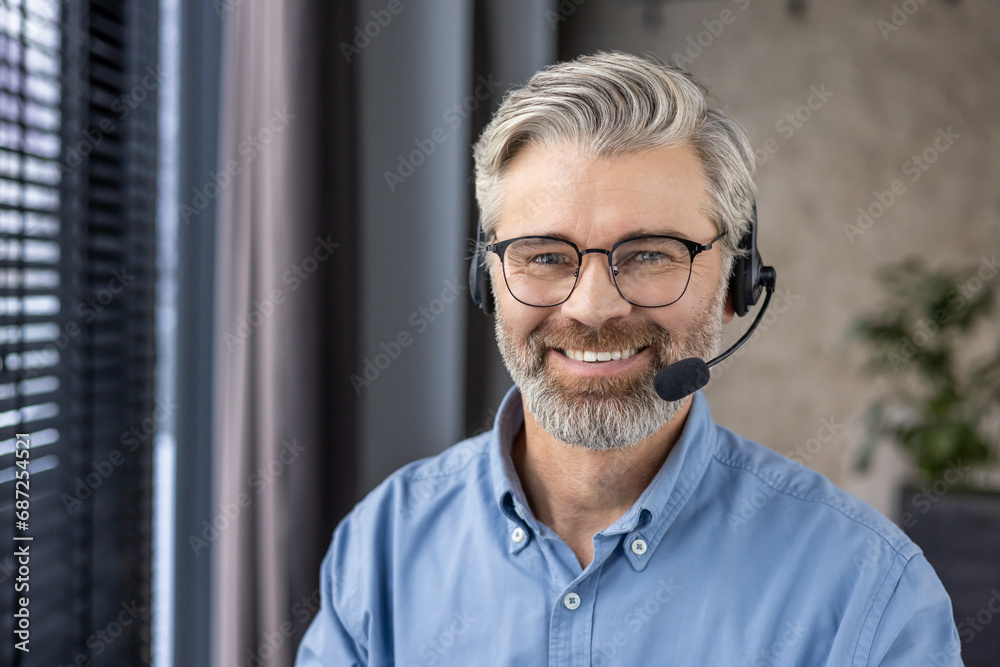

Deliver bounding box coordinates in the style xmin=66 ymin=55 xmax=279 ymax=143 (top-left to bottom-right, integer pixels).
xmin=485 ymin=230 xmax=728 ymax=308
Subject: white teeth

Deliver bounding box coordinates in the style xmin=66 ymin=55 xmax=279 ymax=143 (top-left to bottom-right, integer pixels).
xmin=562 ymin=348 xmax=639 ymax=362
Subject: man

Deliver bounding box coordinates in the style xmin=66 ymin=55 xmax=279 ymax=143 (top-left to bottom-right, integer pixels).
xmin=297 ymin=52 xmax=962 ymax=666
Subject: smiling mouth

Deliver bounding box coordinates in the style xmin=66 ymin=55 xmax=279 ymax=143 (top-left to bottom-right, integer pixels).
xmin=556 ymin=347 xmax=648 ymax=362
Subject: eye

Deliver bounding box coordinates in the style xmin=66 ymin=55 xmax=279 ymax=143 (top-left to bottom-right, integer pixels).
xmin=614 ymin=238 xmax=690 ymax=273
xmin=532 ymin=252 xmax=571 ymax=265
xmin=504 ymin=238 xmax=578 ymax=273
xmin=619 ymin=249 xmax=678 ymax=266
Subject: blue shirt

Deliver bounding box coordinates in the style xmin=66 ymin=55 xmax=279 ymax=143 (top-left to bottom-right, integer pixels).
xmin=296 ymin=386 xmax=962 ymax=666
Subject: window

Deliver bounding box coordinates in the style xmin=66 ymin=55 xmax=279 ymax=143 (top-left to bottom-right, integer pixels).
xmin=0 ymin=0 xmax=158 ymax=664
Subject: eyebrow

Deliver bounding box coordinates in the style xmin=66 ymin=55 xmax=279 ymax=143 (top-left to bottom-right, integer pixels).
xmin=617 ymin=227 xmax=690 ymax=242
xmin=532 ymin=227 xmax=693 ymax=246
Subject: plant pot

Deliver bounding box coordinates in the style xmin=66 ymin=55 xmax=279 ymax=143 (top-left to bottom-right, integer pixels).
xmin=899 ymin=485 xmax=1000 ymax=666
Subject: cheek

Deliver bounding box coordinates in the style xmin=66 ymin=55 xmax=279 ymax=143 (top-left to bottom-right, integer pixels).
xmin=688 ymin=255 xmax=725 ymax=289
xmin=491 ymin=267 xmax=548 ymax=331
xmin=649 ymin=307 xmax=695 ymax=337
xmin=651 ymin=282 xmax=725 ymax=334
xmin=687 ymin=258 xmax=729 ymax=310
xmin=493 ymin=289 xmax=543 ymax=339
xmin=502 ymin=308 xmax=546 ymax=342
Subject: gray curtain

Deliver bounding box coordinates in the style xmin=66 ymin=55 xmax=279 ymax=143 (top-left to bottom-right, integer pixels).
xmin=211 ymin=1 xmax=360 ymax=666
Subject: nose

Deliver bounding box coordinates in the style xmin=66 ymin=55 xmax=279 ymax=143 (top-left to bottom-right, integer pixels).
xmin=559 ymin=253 xmax=632 ymax=326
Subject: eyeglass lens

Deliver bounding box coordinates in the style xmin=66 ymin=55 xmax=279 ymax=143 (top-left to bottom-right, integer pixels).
xmin=501 ymin=237 xmax=694 ymax=307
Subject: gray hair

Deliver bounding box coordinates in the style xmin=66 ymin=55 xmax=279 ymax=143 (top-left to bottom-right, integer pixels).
xmin=472 ymin=51 xmax=757 ymax=272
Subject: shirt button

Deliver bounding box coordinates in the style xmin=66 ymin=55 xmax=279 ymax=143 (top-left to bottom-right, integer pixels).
xmin=511 ymin=527 xmax=525 ymax=543
xmin=630 ymin=538 xmax=648 ymax=556
xmin=563 ymin=592 xmax=581 ymax=610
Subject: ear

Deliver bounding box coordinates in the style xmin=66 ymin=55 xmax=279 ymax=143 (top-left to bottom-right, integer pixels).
xmin=722 ymin=288 xmax=736 ymax=324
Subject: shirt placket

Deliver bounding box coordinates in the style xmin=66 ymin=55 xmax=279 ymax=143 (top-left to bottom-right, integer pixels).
xmin=547 ymin=536 xmax=619 ymax=667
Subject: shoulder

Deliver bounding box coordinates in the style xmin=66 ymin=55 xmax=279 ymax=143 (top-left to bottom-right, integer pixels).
xmin=707 ymin=421 xmax=918 ymax=559
xmin=318 ymin=434 xmax=494 ymax=648
xmin=341 ymin=432 xmax=493 ymax=536
xmin=327 ymin=431 xmax=495 ymax=568
xmin=703 ymin=424 xmax=959 ymax=663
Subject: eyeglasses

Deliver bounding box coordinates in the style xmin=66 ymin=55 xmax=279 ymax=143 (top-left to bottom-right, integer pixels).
xmin=486 ymin=231 xmax=727 ymax=308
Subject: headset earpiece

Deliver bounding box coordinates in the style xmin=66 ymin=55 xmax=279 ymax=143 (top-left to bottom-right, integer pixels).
xmin=730 ymin=202 xmax=765 ymax=317
xmin=469 ymin=222 xmax=494 ymax=315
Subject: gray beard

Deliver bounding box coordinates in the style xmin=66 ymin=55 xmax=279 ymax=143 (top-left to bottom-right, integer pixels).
xmin=494 ymin=282 xmax=725 ymax=451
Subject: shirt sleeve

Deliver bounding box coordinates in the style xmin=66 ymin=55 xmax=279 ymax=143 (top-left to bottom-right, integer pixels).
xmin=866 ymin=553 xmax=963 ymax=666
xmin=295 ymin=534 xmax=368 ymax=667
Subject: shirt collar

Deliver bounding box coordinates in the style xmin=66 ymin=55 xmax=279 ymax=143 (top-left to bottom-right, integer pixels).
xmin=487 ymin=386 xmax=533 ymax=554
xmin=488 ymin=385 xmax=719 ymax=566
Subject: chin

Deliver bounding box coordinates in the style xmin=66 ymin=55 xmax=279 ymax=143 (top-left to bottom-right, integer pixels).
xmin=520 ymin=372 xmax=684 ymax=452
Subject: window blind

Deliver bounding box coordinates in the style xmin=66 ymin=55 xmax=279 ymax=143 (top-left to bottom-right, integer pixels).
xmin=0 ymin=0 xmax=158 ymax=664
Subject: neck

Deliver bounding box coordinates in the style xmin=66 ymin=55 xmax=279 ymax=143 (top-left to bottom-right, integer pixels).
xmin=511 ymin=396 xmax=692 ymax=568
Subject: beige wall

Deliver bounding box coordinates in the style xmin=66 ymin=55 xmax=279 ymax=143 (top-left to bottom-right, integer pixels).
xmin=561 ymin=0 xmax=1000 ymax=516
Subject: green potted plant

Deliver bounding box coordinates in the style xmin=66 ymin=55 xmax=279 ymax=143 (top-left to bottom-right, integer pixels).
xmin=852 ymin=256 xmax=1000 ymax=484
xmin=851 ymin=256 xmax=1000 ymax=666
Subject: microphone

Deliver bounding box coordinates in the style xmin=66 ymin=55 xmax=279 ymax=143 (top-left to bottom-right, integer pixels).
xmin=654 ymin=267 xmax=777 ymax=402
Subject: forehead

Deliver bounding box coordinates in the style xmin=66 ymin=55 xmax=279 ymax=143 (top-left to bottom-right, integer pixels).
xmin=496 ymin=141 xmax=715 ymax=243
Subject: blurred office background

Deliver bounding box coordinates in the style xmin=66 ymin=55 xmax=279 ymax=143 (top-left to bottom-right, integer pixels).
xmin=0 ymin=0 xmax=997 ymax=665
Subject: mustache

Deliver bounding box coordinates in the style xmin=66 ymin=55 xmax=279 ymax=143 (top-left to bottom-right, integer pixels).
xmin=527 ymin=319 xmax=673 ymax=363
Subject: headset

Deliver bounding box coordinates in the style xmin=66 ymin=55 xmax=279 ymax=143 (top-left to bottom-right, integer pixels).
xmin=469 ymin=202 xmax=768 ymax=318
